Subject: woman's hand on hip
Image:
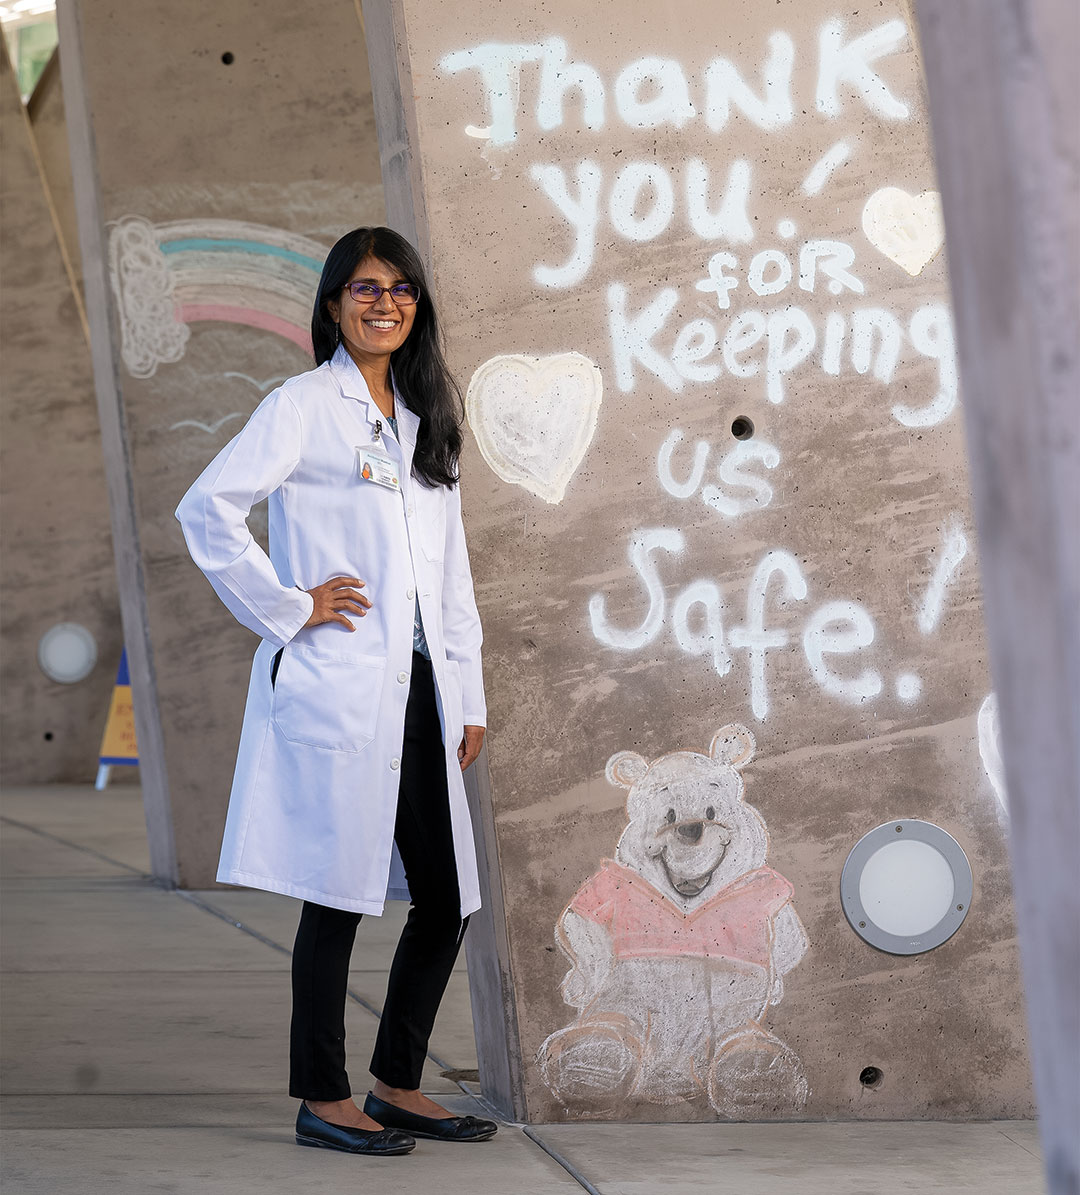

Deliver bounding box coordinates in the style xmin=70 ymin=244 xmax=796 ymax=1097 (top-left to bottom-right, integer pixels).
xmin=302 ymin=575 xmax=372 ymax=631
xmin=459 ymin=725 xmax=485 ymax=771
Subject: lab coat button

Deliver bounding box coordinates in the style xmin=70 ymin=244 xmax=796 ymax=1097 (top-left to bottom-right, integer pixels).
xmin=397 ymin=671 xmax=408 ymax=684
xmin=390 ymin=758 xmax=400 ymax=770
xmin=407 ymin=506 xmax=414 ymax=517
xmin=406 ymin=587 xmax=415 ymax=600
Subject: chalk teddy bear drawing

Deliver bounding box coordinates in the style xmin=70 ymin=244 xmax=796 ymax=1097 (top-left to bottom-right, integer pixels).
xmin=538 ymin=725 xmax=809 ymax=1118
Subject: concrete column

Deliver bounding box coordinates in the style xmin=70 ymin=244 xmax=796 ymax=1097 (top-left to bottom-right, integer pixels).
xmin=0 ymin=37 xmax=122 ymax=787
xmin=55 ymin=0 xmax=384 ymax=886
xmin=916 ymin=3 xmax=1079 ymax=1190
xmin=365 ymin=0 xmax=1034 ymax=1121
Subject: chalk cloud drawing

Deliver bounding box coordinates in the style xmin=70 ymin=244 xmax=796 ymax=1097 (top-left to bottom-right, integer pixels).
xmin=978 ymin=692 xmax=1009 ymax=818
xmin=538 ymin=726 xmax=809 ymax=1118
xmin=465 ymin=352 xmax=603 ymax=503
xmin=861 ymin=187 xmax=945 ymax=276
xmin=108 ymin=216 xmax=190 ymax=378
xmin=108 ymin=216 xmax=328 ymax=377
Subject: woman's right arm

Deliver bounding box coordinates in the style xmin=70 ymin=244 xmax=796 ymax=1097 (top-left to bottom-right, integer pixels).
xmin=174 ymin=387 xmax=314 ymax=649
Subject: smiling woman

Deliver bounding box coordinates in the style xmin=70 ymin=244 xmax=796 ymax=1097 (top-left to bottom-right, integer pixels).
xmin=175 ymin=226 xmax=496 ymax=1157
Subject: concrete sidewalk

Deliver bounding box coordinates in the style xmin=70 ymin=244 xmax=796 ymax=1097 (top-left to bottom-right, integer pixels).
xmin=0 ymin=785 xmax=1045 ymax=1194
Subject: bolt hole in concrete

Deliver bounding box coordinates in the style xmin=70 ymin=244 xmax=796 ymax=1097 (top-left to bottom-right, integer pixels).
xmin=859 ymin=1066 xmax=884 ymax=1089
xmin=43 ymin=731 xmax=53 ymax=741
xmin=221 ymin=51 xmax=234 ymax=64
xmin=730 ymin=415 xmax=755 ymax=440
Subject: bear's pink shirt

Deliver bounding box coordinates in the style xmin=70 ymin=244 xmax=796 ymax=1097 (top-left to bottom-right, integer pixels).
xmin=569 ymin=860 xmax=794 ymax=966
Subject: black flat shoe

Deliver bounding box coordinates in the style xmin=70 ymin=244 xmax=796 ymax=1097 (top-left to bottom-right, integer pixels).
xmin=295 ymin=1101 xmax=415 ymax=1155
xmin=364 ymin=1092 xmax=498 ymax=1142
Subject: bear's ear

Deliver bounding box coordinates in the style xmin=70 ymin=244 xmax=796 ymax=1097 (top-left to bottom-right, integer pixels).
xmin=710 ymin=724 xmax=756 ymax=769
xmin=606 ymin=751 xmax=649 ymax=788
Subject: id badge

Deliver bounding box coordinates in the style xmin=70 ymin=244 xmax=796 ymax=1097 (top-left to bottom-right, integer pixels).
xmin=357 ymin=446 xmax=400 ymax=490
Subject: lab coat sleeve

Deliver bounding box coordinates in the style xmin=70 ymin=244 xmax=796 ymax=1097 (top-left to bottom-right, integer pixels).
xmin=174 ymin=387 xmax=314 ymax=649
xmin=441 ymin=480 xmax=487 ymax=727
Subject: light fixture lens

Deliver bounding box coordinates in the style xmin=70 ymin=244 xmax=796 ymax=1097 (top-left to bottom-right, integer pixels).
xmin=37 ymin=622 xmax=98 ymax=684
xmin=842 ymin=820 xmax=973 ymax=954
xmin=858 ymin=839 xmax=956 ymax=937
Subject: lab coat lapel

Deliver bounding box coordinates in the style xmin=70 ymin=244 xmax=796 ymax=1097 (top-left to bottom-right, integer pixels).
xmin=329 ymin=348 xmax=418 ymax=478
xmin=328 ymin=344 xmax=381 ymax=436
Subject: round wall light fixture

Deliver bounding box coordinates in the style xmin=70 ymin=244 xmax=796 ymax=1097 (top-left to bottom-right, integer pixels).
xmin=841 ymin=820 xmax=972 ymax=955
xmin=37 ymin=622 xmax=98 ymax=684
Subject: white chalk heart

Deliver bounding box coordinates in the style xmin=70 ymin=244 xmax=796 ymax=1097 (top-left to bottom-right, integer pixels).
xmin=465 ymin=352 xmax=603 ymax=504
xmin=861 ymin=187 xmax=945 ymax=276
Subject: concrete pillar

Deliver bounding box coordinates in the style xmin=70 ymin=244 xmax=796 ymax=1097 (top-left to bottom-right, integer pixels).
xmin=916 ymin=3 xmax=1079 ymax=1190
xmin=364 ymin=0 xmax=1035 ymax=1121
xmin=0 ymin=38 xmax=121 ymax=785
xmin=56 ymin=0 xmax=384 ymax=885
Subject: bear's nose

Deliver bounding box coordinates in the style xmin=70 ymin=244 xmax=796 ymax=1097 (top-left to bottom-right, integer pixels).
xmin=676 ymin=821 xmax=704 ymax=843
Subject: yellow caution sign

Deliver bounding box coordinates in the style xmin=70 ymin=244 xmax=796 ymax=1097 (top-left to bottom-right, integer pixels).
xmin=96 ymin=650 xmax=138 ymax=788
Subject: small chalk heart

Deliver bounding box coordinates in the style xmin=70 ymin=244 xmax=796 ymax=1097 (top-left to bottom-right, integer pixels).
xmin=861 ymin=187 xmax=945 ymax=276
xmin=465 ymin=352 xmax=603 ymax=504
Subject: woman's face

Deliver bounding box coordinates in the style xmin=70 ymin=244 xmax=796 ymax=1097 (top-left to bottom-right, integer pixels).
xmin=328 ymin=254 xmax=418 ymax=361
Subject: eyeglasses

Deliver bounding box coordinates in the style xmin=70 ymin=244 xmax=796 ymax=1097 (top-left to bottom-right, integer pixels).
xmin=344 ymin=281 xmax=421 ymax=306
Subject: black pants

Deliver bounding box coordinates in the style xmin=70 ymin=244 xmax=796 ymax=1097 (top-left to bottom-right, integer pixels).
xmin=288 ymin=652 xmax=468 ymax=1100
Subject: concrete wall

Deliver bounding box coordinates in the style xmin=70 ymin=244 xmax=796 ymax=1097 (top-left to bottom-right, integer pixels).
xmin=58 ymin=0 xmax=384 ymax=885
xmin=26 ymin=50 xmax=84 ymax=302
xmin=0 ymin=41 xmax=121 ymax=784
xmin=369 ymin=0 xmax=1034 ymax=1121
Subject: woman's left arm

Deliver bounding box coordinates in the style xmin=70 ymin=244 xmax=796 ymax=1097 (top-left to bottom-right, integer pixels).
xmin=440 ymin=481 xmax=486 ymax=767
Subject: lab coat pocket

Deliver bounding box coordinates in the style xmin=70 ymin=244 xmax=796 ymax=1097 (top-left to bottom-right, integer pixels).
xmin=272 ymin=644 xmax=385 ymax=753
xmin=416 ymin=485 xmax=447 ymax=561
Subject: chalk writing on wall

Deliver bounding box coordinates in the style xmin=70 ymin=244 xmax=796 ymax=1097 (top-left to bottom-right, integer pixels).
xmin=978 ymin=693 xmax=1009 ymax=818
xmin=449 ymin=17 xmax=970 ymax=729
xmin=538 ymin=727 xmax=809 ymax=1117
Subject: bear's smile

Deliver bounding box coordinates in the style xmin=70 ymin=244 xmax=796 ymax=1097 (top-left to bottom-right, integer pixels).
xmin=657 ymin=825 xmax=731 ymax=897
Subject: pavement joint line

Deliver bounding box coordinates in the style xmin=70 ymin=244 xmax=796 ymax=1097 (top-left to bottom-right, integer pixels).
xmin=0 ymin=815 xmax=152 ymax=878
xmin=522 ymin=1126 xmax=603 ymax=1195
xmin=995 ymin=1126 xmax=1042 ymax=1160
xmin=1 ymin=810 xmax=602 ymax=1189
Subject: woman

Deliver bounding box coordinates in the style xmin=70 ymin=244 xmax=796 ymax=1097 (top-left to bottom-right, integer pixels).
xmin=176 ymin=227 xmax=496 ymax=1157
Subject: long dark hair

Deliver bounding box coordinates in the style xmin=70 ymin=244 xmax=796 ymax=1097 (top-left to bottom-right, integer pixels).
xmin=311 ymin=227 xmax=463 ymax=488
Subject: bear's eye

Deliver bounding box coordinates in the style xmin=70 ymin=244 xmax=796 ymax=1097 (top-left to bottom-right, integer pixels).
xmin=666 ymin=808 xmax=676 ymax=824
xmin=706 ymin=806 xmax=716 ymax=821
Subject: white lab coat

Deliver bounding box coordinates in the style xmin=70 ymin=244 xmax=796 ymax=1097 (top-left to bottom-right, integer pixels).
xmin=175 ymin=344 xmax=485 ymax=917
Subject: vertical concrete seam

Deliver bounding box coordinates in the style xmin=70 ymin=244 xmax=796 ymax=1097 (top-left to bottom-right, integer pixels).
xmin=54 ymin=0 xmax=177 ymax=885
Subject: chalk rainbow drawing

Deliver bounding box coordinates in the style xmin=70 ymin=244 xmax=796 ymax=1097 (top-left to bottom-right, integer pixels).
xmin=108 ymin=216 xmax=328 ymax=378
